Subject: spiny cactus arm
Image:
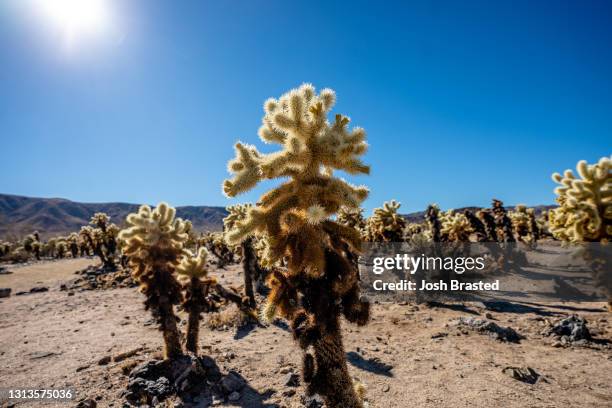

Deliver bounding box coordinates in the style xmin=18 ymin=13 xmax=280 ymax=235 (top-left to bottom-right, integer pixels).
xmin=223 ymin=143 xmax=263 ymax=197
xmin=176 ymin=247 xmax=209 ymax=279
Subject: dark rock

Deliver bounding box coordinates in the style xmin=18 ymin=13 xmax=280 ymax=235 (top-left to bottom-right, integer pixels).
xmin=98 ymin=356 xmax=111 ymax=365
xmin=547 ymin=315 xmax=591 ymax=343
xmin=0 ymin=288 xmax=11 ymax=298
xmin=15 ymin=291 xmax=28 ymax=296
xmin=284 ymin=373 xmax=300 ymax=387
xmin=301 ymin=394 xmax=325 ymax=408
xmin=221 ymin=371 xmax=246 ymax=393
xmin=30 ymin=286 xmax=49 ymax=293
xmin=282 ymin=389 xmax=296 ymax=397
xmin=75 ymin=399 xmax=97 ymax=408
xmin=454 ymin=317 xmax=523 ymax=343
xmin=502 ymin=366 xmax=541 ymax=384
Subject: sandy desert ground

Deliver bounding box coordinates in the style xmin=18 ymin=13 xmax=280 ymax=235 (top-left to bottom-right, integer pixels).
xmin=0 ymin=259 xmax=611 ymax=408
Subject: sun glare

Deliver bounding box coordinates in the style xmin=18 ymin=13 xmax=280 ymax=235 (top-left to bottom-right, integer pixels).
xmin=34 ymin=0 xmax=111 ymax=49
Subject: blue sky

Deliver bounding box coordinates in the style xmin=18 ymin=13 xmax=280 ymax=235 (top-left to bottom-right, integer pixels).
xmin=0 ymin=0 xmax=610 ymax=214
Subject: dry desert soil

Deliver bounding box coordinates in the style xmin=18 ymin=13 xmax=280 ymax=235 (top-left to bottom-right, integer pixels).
xmin=0 ymin=258 xmax=611 ymax=408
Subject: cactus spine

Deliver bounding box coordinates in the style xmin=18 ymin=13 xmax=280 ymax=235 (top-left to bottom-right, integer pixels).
xmin=223 ymin=84 xmax=370 ymax=407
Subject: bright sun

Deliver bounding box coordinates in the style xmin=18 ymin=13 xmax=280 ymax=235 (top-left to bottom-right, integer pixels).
xmin=34 ymin=0 xmax=111 ymax=48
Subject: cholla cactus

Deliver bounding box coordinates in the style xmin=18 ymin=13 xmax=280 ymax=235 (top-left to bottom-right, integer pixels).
xmin=201 ymin=232 xmax=234 ymax=268
xmin=79 ymin=213 xmax=118 ymax=268
xmin=549 ymin=156 xmax=611 ymax=310
xmin=549 ymin=157 xmax=611 ymax=242
xmin=440 ymin=210 xmax=473 ymax=242
xmin=337 ymin=206 xmax=366 ymax=231
xmin=477 ymin=209 xmax=499 ymax=242
xmin=176 ymin=247 xmax=217 ymax=353
xmin=0 ymin=241 xmax=10 ymax=257
xmin=464 ymin=210 xmax=488 ymax=242
xmin=224 ymin=203 xmax=264 ymax=307
xmin=223 ymin=84 xmax=370 ymax=407
xmin=363 ymin=200 xmax=406 ymax=242
xmin=119 ymin=203 xmax=189 ymax=359
xmin=425 ymin=204 xmax=442 ymax=242
xmin=67 ymin=233 xmax=79 ymax=258
xmin=23 ymin=232 xmax=41 ymax=260
xmin=509 ymin=205 xmax=540 ymax=244
xmin=491 ymin=199 xmax=516 ymax=242
xmin=56 ymin=240 xmax=67 ymax=259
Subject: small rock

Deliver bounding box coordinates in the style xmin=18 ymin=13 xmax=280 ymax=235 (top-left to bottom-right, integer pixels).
xmin=0 ymin=288 xmax=11 ymax=298
xmin=502 ymin=366 xmax=541 ymax=384
xmin=75 ymin=399 xmax=97 ymax=408
xmin=284 ymin=373 xmax=300 ymax=387
xmin=221 ymin=371 xmax=245 ymax=393
xmin=76 ymin=364 xmax=90 ymax=372
xmin=301 ymin=394 xmax=325 ymax=408
xmin=431 ymin=332 xmax=448 ymax=339
xmin=282 ymin=389 xmax=296 ymax=397
xmin=98 ymin=356 xmax=112 ymax=365
xmin=30 ymin=286 xmax=49 ymax=293
xmin=382 ymin=384 xmax=390 ymax=392
xmin=546 ymin=315 xmax=591 ymax=343
xmin=228 ymin=391 xmax=241 ymax=401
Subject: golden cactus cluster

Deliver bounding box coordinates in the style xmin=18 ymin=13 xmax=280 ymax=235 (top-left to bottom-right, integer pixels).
xmin=549 ymin=156 xmax=611 ymax=243
xmin=363 ymin=200 xmax=406 ymax=242
xmin=439 ymin=210 xmax=473 ymax=242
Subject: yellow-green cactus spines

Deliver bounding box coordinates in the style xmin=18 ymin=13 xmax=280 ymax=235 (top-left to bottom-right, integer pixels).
xmin=119 ymin=203 xmax=189 ymax=359
xmin=549 ymin=156 xmax=611 ymax=310
xmin=550 ymin=156 xmax=611 ymax=243
xmin=223 ymin=84 xmax=369 ymax=408
xmin=363 ymin=200 xmax=406 ymax=242
xmin=439 ymin=210 xmax=473 ymax=242
xmin=508 ymin=205 xmax=540 ymax=245
xmin=176 ymin=247 xmax=217 ymax=353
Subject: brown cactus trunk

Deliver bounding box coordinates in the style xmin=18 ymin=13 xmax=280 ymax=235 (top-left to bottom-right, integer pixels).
xmin=312 ymin=329 xmax=362 ymax=408
xmin=185 ymin=277 xmax=203 ymax=353
xmin=159 ymin=296 xmax=183 ymax=359
xmin=241 ymin=238 xmax=257 ymax=307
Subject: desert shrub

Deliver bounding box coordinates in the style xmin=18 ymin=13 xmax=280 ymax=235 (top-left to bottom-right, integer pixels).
xmin=223 ymin=84 xmax=370 ymax=407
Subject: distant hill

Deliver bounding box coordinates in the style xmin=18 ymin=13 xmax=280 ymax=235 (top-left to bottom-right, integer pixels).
xmin=402 ymin=205 xmax=556 ymax=224
xmin=0 ymin=194 xmax=228 ymax=240
xmin=0 ymin=193 xmax=557 ymax=240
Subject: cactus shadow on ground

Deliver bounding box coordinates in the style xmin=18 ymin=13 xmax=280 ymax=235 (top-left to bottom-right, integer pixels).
xmin=346 ymin=351 xmax=394 ymax=377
